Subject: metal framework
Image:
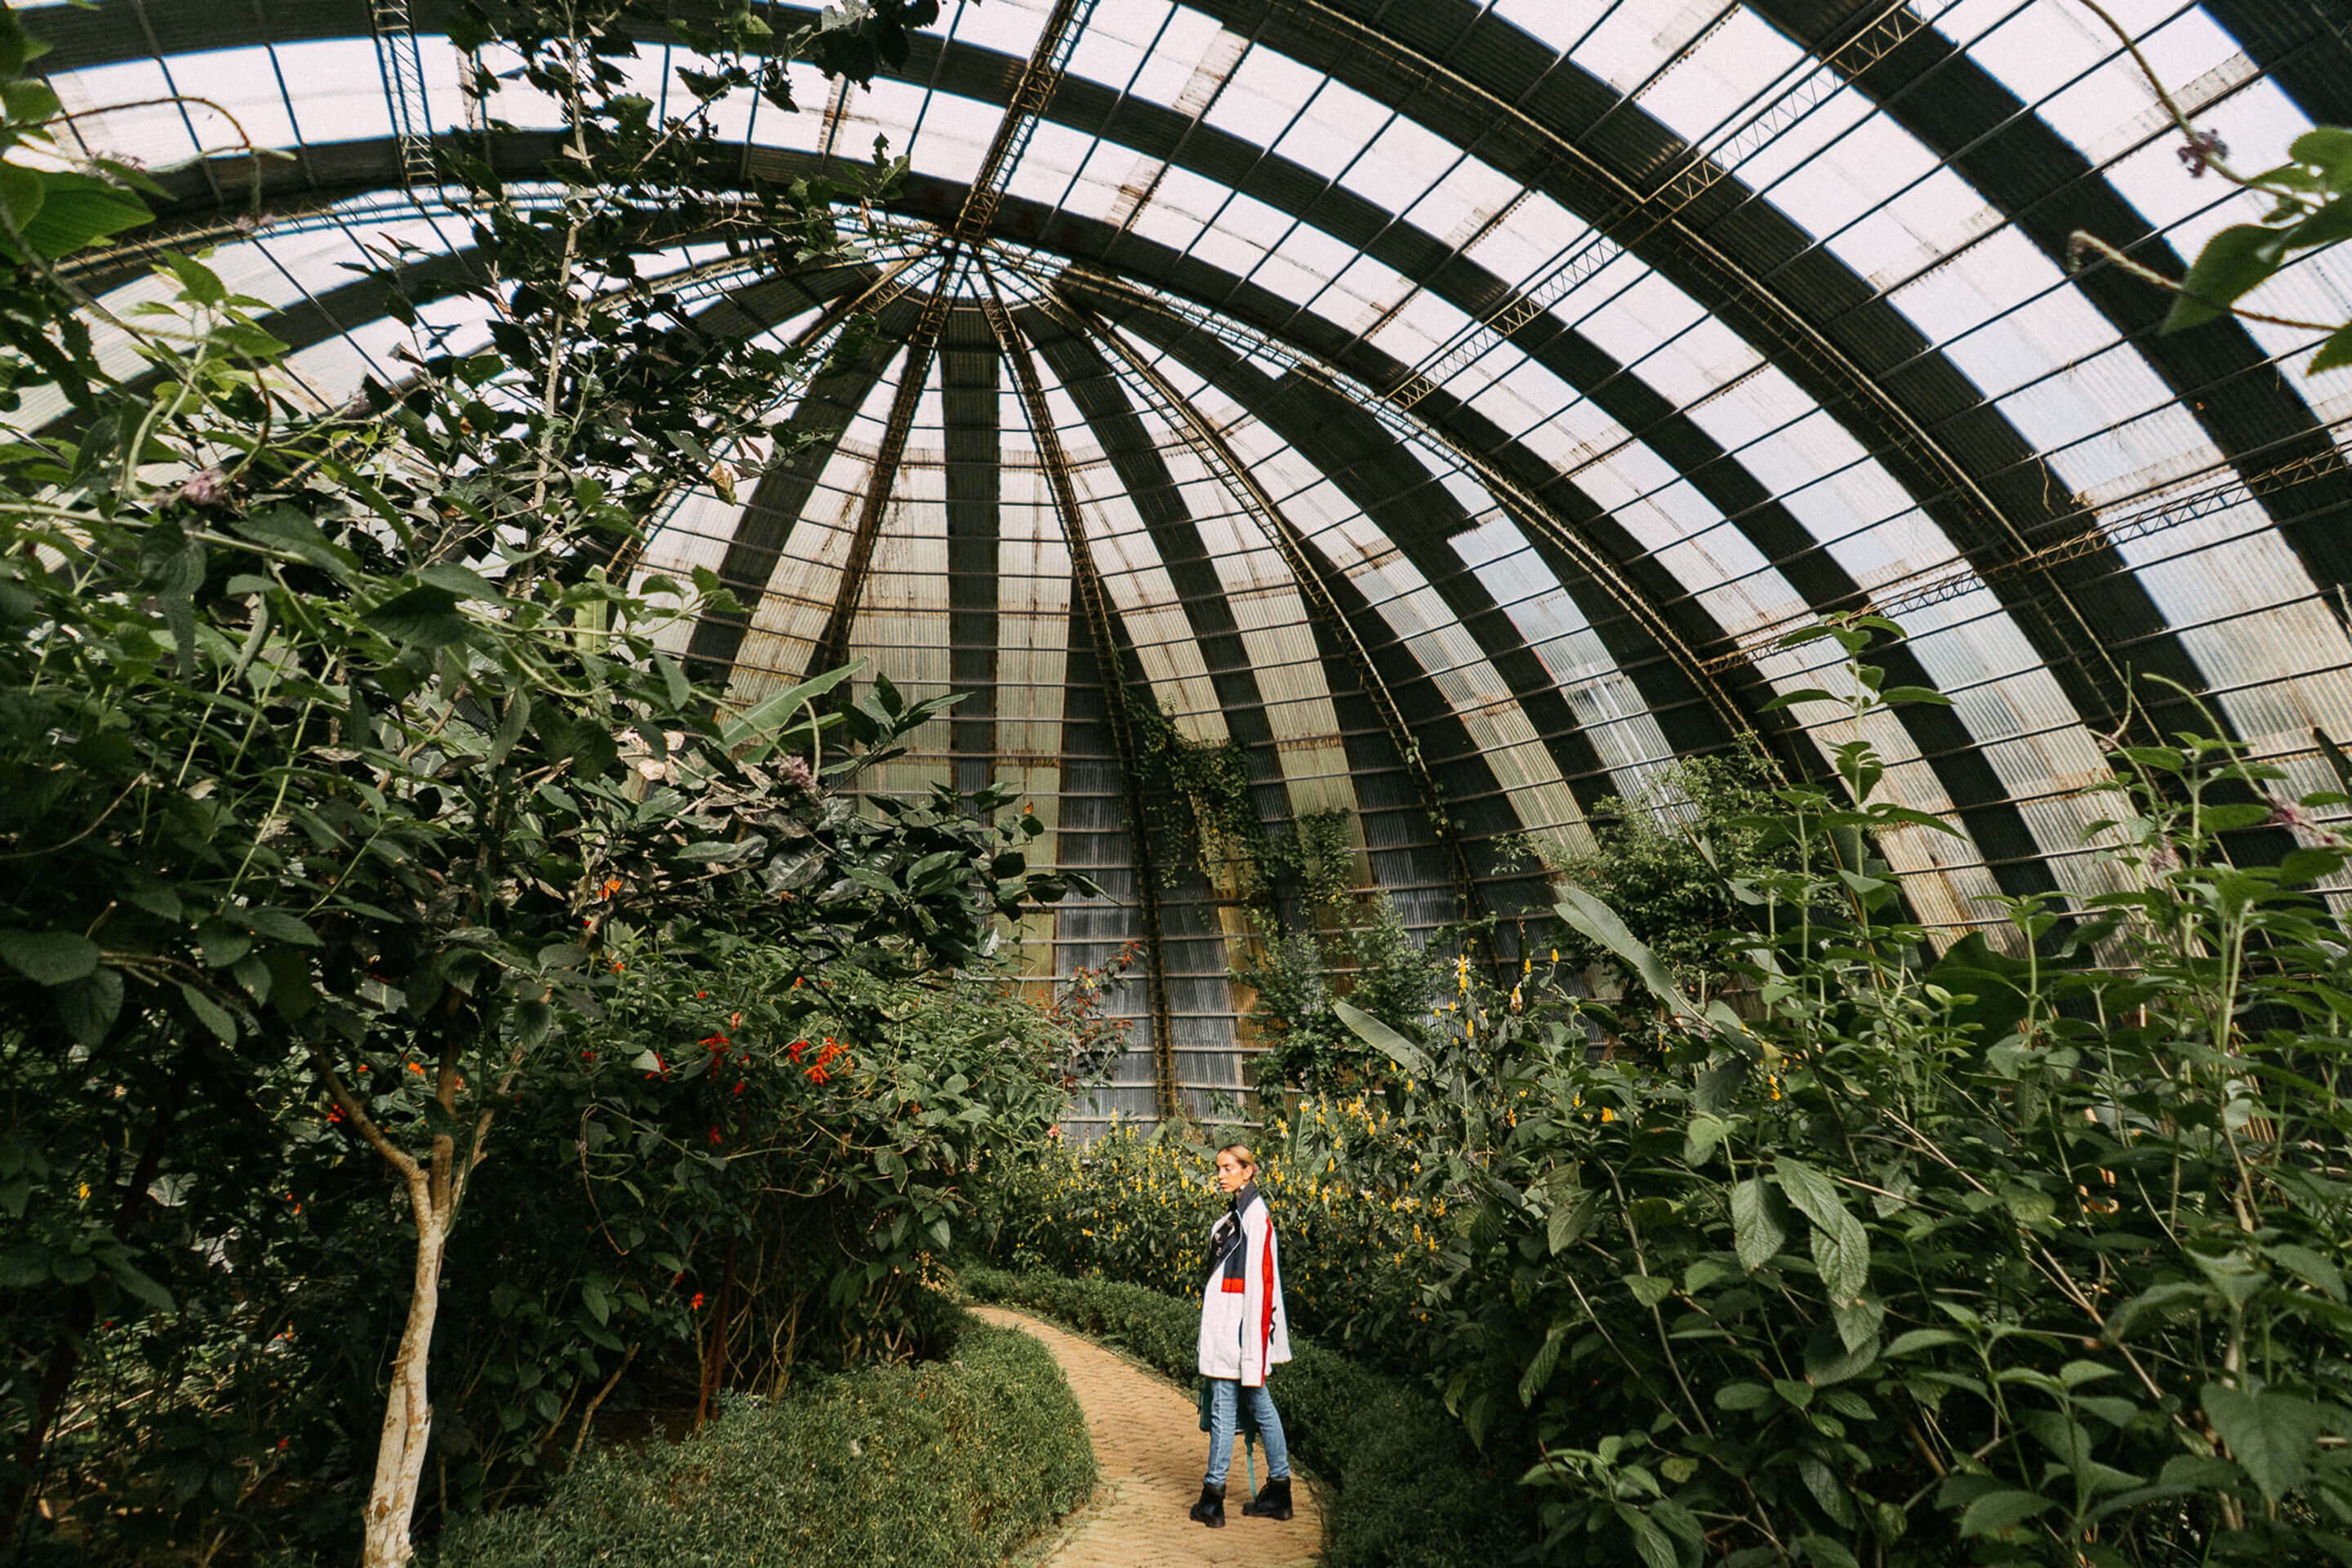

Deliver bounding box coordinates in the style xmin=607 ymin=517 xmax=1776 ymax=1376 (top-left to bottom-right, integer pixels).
xmin=366 ymin=0 xmax=435 ymax=190
xmin=983 ymin=288 xmax=1184 ymax=1120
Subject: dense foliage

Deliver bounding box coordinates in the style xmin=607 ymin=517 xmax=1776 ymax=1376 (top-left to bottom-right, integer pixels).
xmin=437 ymin=1312 xmax=1094 ymax=1568
xmin=0 ymin=1 xmax=1109 ymax=1561
xmin=992 ymin=617 xmax=2352 ymax=1568
xmin=1521 ymin=748 xmax=1793 ymax=1008
xmin=960 ymin=1265 xmax=1535 ymax=1568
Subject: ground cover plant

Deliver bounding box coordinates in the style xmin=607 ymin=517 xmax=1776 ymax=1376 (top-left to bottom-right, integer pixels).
xmin=0 ymin=1 xmax=1123 ymax=1562
xmin=991 ymin=615 xmax=2352 ymax=1567
xmin=434 ymin=1312 xmax=1094 ymax=1568
xmin=958 ymin=1263 xmax=1534 ymax=1568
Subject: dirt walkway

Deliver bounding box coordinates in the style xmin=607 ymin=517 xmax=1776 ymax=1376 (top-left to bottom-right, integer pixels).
xmin=971 ymin=1306 xmax=1323 ymax=1568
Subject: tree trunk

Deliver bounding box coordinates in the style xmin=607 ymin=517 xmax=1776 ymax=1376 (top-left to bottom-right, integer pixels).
xmin=360 ymin=1169 xmax=449 ymax=1568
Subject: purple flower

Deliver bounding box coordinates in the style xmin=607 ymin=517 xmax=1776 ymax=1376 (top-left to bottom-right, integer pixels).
xmin=2266 ymin=792 xmax=2345 ymax=847
xmin=176 ymin=467 xmax=228 ymax=507
xmin=779 ymin=755 xmax=815 ymax=795
xmin=2176 ymin=128 xmax=2227 ymax=178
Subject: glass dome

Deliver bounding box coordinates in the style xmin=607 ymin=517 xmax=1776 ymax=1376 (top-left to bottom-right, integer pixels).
xmin=20 ymin=0 xmax=2352 ymax=1126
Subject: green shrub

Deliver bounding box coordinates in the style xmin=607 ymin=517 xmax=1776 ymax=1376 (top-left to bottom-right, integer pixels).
xmin=435 ymin=1313 xmax=1092 ymax=1567
xmin=958 ymin=1265 xmax=1532 ymax=1568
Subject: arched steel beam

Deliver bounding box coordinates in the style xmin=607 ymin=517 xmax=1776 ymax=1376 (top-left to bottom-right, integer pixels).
xmin=1064 ymin=299 xmax=1506 ymax=925
xmin=1085 ymin=304 xmax=1628 ymax=828
xmin=87 ymin=144 xmax=2035 ymax=903
xmin=85 ymin=131 xmax=2166 ymax=899
xmin=986 ymin=288 xmax=1183 ymax=1120
xmin=1159 ymin=0 xmax=2221 ymax=751
xmin=1753 ymin=0 xmax=2352 ymax=621
xmin=939 ymin=301 xmax=1003 ymax=797
xmin=1014 ymin=303 xmax=1287 ymax=788
xmin=38 ymin=0 xmax=2221 ymax=755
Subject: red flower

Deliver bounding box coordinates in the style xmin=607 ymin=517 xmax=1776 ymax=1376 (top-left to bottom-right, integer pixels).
xmin=789 ymin=1040 xmax=808 ymax=1062
xmin=806 ymin=1066 xmax=830 ymax=1085
xmin=708 ymin=1125 xmax=724 ymax=1145
xmin=691 ymin=1292 xmax=705 ymax=1309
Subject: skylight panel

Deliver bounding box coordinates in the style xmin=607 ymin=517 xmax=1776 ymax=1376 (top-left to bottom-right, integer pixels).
xmin=1463 ymin=191 xmax=1588 ymax=295
xmin=835 ymin=78 xmax=927 ymax=169
xmin=1365 ymin=288 xmax=1477 ymax=369
xmin=1043 ymin=138 xmax=1149 ymax=226
xmin=1129 ymin=163 xmax=1218 ymax=252
xmin=1400 ymin=148 xmax=1522 ymax=251
xmin=1202 ymin=43 xmax=1322 ymax=147
xmin=1571 ymin=0 xmax=1736 ymax=97
xmin=909 ymin=89 xmax=998 ymax=188
xmin=1335 ymin=112 xmax=1453 ymax=217
xmin=2026 ymin=6 xmax=2239 ymax=162
xmin=947 ymin=0 xmax=1054 ymax=61
xmin=145 ymin=47 xmax=302 ymax=154
xmin=43 ymin=57 xmax=191 ymax=164
xmin=1066 ymin=0 xmax=1174 ymax=91
xmin=1254 ymin=218 xmax=1357 ymax=307
xmin=1319 ymin=252 xmax=1415 ymax=337
xmin=1272 ymin=75 xmax=1388 ymax=185
xmin=1591 ymin=279 xmax=1762 ymax=408
xmin=1490 ymin=0 xmax=1586 ymax=56
xmin=1635 ymin=6 xmax=1803 ymax=144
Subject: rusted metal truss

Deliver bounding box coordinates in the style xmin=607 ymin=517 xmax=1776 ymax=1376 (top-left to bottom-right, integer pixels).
xmin=1697 ymin=434 xmax=2352 ymax=675
xmin=1054 ymin=288 xmax=1492 ymax=927
xmin=808 ymin=0 xmax=1105 ymax=669
xmin=861 ymin=0 xmax=1100 ymax=320
xmin=982 ymin=286 xmax=1184 ymax=1122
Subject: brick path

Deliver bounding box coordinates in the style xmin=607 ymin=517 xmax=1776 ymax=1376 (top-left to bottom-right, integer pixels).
xmin=972 ymin=1306 xmax=1323 ymax=1568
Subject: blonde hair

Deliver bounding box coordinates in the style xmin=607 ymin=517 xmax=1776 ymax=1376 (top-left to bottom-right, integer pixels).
xmin=1217 ymin=1142 xmax=1258 ymax=1172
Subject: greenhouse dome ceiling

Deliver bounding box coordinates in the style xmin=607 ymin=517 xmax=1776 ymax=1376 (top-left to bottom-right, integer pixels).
xmin=17 ymin=0 xmax=2352 ymax=1122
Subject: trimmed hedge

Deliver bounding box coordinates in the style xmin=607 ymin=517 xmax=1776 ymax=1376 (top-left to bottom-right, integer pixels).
xmin=437 ymin=1312 xmax=1092 ymax=1567
xmin=958 ymin=1265 xmax=1533 ymax=1568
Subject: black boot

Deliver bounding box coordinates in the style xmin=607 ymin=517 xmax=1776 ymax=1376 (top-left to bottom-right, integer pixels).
xmin=1242 ymin=1474 xmax=1294 ymax=1521
xmin=1189 ymin=1481 xmax=1226 ymax=1528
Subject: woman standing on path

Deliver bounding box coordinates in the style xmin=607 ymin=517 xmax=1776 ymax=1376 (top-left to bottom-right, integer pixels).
xmin=1190 ymin=1143 xmax=1295 ymax=1529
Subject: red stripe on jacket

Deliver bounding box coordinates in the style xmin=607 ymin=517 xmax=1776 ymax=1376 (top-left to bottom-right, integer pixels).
xmin=1258 ymin=1224 xmax=1276 ymax=1373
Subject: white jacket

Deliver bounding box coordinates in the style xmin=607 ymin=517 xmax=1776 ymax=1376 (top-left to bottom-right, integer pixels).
xmin=1196 ymin=1185 xmax=1292 ymax=1386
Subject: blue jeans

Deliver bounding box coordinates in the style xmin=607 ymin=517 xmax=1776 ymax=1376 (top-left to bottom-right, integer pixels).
xmin=1204 ymin=1378 xmax=1290 ymax=1486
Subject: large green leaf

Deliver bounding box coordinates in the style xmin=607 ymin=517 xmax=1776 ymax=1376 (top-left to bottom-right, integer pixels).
xmin=2163 ymin=224 xmax=2278 ymax=331
xmin=1731 ymin=1176 xmax=1787 ymax=1272
xmin=723 ymin=659 xmax=864 ymax=746
xmin=1957 ymin=1490 xmax=2055 ymax=1538
xmin=364 ymin=584 xmax=472 ymax=648
xmin=2203 ymin=1383 xmax=2321 ymax=1502
xmin=0 ymin=927 xmax=100 ymax=986
xmin=0 ymin=171 xmax=149 ymax=262
xmin=1333 ymin=996 xmax=1431 ymax=1077
xmin=1554 ymin=885 xmax=1698 ymax=1018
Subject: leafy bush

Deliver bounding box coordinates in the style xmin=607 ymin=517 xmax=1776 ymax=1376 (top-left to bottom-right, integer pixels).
xmin=989 ymin=617 xmax=2352 ymax=1567
xmin=436 ymin=1312 xmax=1094 ymax=1567
xmin=958 ymin=1264 xmax=1534 ymax=1568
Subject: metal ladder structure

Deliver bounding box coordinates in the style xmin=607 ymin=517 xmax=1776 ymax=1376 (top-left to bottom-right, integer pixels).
xmin=368 ymin=0 xmax=437 ymax=191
